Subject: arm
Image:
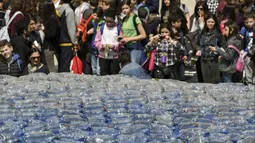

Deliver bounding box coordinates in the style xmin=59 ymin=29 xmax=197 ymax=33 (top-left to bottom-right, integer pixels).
xmin=94 ymin=29 xmax=104 ymax=51
xmin=124 ymin=22 xmax=147 ymax=43
xmin=113 ymin=30 xmax=123 ymax=51
xmin=185 ymin=13 xmax=190 ymax=30
xmin=215 ymin=46 xmax=236 ymax=61
xmin=65 ymin=9 xmax=76 ymax=44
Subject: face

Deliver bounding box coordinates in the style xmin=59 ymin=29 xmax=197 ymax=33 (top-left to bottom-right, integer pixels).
xmin=172 ymin=20 xmax=182 ymax=29
xmin=164 ymin=0 xmax=170 ymax=7
xmin=206 ymin=18 xmax=215 ymax=30
xmin=244 ymin=18 xmax=255 ymax=29
xmin=30 ymin=52 xmax=41 ymax=66
xmin=160 ymin=28 xmax=170 ymax=38
xmin=0 ymin=45 xmax=13 ymax=60
xmin=224 ymin=26 xmax=230 ymax=37
xmin=105 ymin=17 xmax=115 ymax=27
xmin=197 ymin=6 xmax=204 ymax=17
xmin=122 ymin=4 xmax=131 ymax=15
xmin=93 ymin=13 xmax=99 ymax=21
xmin=28 ymin=20 xmax=36 ymax=32
xmin=102 ymin=2 xmax=110 ymax=11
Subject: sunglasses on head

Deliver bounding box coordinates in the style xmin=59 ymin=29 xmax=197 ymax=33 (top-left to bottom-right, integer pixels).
xmin=30 ymin=56 xmax=40 ymax=60
xmin=198 ymin=8 xmax=204 ymax=11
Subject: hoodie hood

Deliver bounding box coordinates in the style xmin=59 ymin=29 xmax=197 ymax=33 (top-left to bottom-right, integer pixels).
xmin=58 ymin=4 xmax=71 ymax=16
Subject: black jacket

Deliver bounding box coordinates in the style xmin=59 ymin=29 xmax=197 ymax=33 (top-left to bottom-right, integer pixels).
xmin=0 ymin=54 xmax=23 ymax=77
xmin=11 ymin=35 xmax=31 ymax=66
xmin=44 ymin=15 xmax=60 ymax=52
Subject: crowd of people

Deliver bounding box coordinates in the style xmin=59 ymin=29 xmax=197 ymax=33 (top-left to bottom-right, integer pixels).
xmin=0 ymin=0 xmax=254 ymax=85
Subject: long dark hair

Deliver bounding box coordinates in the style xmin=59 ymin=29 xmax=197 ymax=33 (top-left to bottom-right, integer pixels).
xmin=28 ymin=48 xmax=42 ymax=62
xmin=194 ymin=0 xmax=209 ymax=19
xmin=203 ymin=13 xmax=220 ymax=33
xmin=120 ymin=0 xmax=132 ymax=8
xmin=221 ymin=5 xmax=236 ymax=21
xmin=224 ymin=20 xmax=239 ymax=39
xmin=42 ymin=1 xmax=58 ymax=26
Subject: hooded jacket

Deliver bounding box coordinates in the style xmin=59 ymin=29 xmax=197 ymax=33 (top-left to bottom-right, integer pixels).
xmin=0 ymin=53 xmax=23 ymax=77
xmin=58 ymin=3 xmax=76 ymax=44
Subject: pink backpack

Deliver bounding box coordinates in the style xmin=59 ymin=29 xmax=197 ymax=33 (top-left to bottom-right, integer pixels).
xmin=228 ymin=45 xmax=246 ymax=72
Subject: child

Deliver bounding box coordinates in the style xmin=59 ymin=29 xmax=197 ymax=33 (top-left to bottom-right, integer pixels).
xmin=240 ymin=12 xmax=254 ymax=52
xmin=120 ymin=0 xmax=147 ymax=64
xmin=94 ymin=9 xmax=123 ymax=75
xmin=90 ymin=7 xmax=104 ymax=75
xmin=0 ymin=40 xmax=24 ymax=77
xmin=169 ymin=14 xmax=188 ymax=81
xmin=118 ymin=51 xmax=151 ymax=79
xmin=145 ymin=23 xmax=185 ymax=79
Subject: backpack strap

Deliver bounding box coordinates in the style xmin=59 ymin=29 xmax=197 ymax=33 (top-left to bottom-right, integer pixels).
xmin=228 ymin=45 xmax=240 ymax=54
xmin=100 ymin=23 xmax=105 ymax=35
xmin=117 ymin=24 xmax=121 ymax=36
xmin=133 ymin=15 xmax=139 ymax=35
xmin=7 ymin=11 xmax=22 ymax=26
xmin=100 ymin=23 xmax=121 ymax=36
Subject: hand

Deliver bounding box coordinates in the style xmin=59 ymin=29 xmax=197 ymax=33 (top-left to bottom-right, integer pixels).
xmin=196 ymin=50 xmax=201 ymax=57
xmin=209 ymin=46 xmax=216 ymax=52
xmin=32 ymin=44 xmax=41 ymax=49
xmin=120 ymin=37 xmax=130 ymax=44
xmin=182 ymin=56 xmax=188 ymax=61
xmin=218 ymin=56 xmax=222 ymax=60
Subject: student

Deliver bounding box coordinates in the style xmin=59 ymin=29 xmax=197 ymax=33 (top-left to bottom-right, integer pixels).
xmin=196 ymin=14 xmax=225 ymax=83
xmin=23 ymin=48 xmax=50 ymax=75
xmin=210 ymin=21 xmax=242 ymax=82
xmin=240 ymin=12 xmax=254 ymax=52
xmin=11 ymin=17 xmax=31 ymax=67
xmin=42 ymin=1 xmax=60 ymax=72
xmin=74 ymin=0 xmax=90 ymax=26
xmin=94 ymin=9 xmax=123 ymax=75
xmin=90 ymin=7 xmax=104 ymax=75
xmin=119 ymin=51 xmax=151 ymax=79
xmin=58 ymin=0 xmax=77 ymax=72
xmin=169 ymin=14 xmax=188 ymax=81
xmin=0 ymin=40 xmax=24 ymax=77
xmin=145 ymin=23 xmax=185 ymax=79
xmin=120 ymin=0 xmax=147 ymax=65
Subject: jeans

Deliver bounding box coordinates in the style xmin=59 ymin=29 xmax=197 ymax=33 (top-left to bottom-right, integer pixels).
xmin=221 ymin=72 xmax=233 ymax=83
xmin=130 ymin=49 xmax=142 ymax=65
xmin=91 ymin=54 xmax=100 ymax=75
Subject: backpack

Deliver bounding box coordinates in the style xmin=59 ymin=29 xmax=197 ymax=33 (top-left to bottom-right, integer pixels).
xmin=76 ymin=8 xmax=93 ymax=43
xmin=0 ymin=11 xmax=22 ymax=42
xmin=228 ymin=45 xmax=246 ymax=72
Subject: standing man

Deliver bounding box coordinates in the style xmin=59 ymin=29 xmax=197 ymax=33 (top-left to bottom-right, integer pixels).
xmin=58 ymin=0 xmax=77 ymax=72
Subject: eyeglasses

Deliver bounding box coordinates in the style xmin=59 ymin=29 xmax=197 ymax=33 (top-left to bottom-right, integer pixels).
xmin=105 ymin=20 xmax=115 ymax=24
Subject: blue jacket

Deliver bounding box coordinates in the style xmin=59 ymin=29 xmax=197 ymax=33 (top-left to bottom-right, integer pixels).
xmin=119 ymin=62 xmax=151 ymax=79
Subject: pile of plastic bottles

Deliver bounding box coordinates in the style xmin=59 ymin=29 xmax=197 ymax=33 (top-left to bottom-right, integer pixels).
xmin=0 ymin=73 xmax=254 ymax=143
